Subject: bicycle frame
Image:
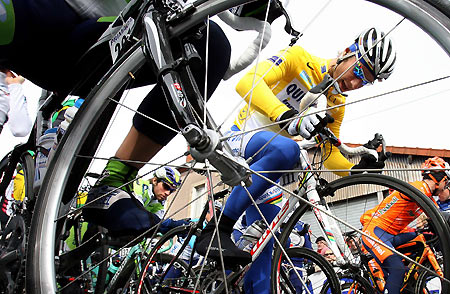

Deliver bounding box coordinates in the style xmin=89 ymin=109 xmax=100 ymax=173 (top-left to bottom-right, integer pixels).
xmin=250 ymin=130 xmax=384 ymax=264
xmin=399 ymin=234 xmax=443 ymax=292
xmin=358 ymin=232 xmax=443 ymax=293
xmin=249 ymin=149 xmax=352 ymax=264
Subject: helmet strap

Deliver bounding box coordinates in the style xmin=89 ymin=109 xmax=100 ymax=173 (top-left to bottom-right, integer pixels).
xmin=336 ymin=51 xmax=356 ymax=66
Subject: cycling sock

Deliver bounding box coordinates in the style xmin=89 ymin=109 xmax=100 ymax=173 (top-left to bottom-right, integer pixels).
xmin=96 ymin=157 xmax=138 ymax=193
xmin=196 ymin=213 xmax=252 ymax=266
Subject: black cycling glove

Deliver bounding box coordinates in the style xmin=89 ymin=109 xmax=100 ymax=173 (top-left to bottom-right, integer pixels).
xmin=350 ymin=154 xmax=385 ymax=175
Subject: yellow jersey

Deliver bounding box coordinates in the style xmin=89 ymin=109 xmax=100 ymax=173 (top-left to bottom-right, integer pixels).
xmin=234 ymin=45 xmax=352 ymax=176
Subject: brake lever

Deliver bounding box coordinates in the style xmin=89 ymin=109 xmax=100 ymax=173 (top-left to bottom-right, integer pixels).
xmin=309 ymin=74 xmax=334 ymax=95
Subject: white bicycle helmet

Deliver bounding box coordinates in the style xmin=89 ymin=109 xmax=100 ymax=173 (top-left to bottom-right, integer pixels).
xmin=154 ymin=166 xmax=181 ymax=187
xmin=350 ymin=27 xmax=396 ymax=80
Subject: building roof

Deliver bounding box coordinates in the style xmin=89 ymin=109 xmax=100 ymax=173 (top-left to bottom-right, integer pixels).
xmin=345 ymin=143 xmax=450 ymax=158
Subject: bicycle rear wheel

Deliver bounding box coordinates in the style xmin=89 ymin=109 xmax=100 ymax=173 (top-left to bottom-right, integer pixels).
xmin=272 ymin=246 xmax=341 ymax=294
xmin=138 ymin=226 xmax=196 ymax=293
xmin=0 ymin=150 xmax=34 ymax=293
xmin=275 ymin=174 xmax=450 ymax=293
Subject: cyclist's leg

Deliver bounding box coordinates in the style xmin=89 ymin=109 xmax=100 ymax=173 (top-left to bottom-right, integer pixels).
xmin=0 ymin=0 xmax=110 ymax=94
xmin=96 ymin=20 xmax=230 ymax=172
xmin=243 ymin=203 xmax=280 ymax=294
xmin=197 ymin=131 xmax=300 ymax=261
xmin=362 ymin=225 xmax=417 ymax=294
xmin=224 ymin=132 xmax=300 ymax=220
xmin=83 ymin=190 xmax=161 ymax=237
xmin=84 ymin=20 xmax=231 ymax=235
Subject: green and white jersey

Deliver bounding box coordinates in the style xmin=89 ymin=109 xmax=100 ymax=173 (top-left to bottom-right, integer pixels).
xmin=133 ymin=178 xmax=165 ymax=219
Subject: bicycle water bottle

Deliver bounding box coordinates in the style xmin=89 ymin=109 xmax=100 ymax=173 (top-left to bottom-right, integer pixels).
xmin=33 ymin=127 xmax=58 ymax=193
xmin=47 ymin=98 xmax=84 ymax=164
xmin=236 ymin=219 xmax=267 ymax=253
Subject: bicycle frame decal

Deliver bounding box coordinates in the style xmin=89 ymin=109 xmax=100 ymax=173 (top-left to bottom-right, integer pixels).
xmin=173 ymin=83 xmax=187 ymax=108
xmin=403 ymin=255 xmax=422 ymax=284
xmin=251 ymin=199 xmax=290 ymax=257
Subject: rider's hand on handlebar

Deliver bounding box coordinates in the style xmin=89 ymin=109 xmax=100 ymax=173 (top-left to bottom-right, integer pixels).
xmin=285 ymin=108 xmax=334 ymax=139
xmin=350 ymin=154 xmax=385 ymax=175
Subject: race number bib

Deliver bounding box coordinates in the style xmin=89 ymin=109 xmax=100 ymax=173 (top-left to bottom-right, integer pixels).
xmin=109 ymin=17 xmax=135 ymax=63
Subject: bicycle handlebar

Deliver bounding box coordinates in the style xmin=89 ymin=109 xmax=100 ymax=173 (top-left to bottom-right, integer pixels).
xmin=298 ymin=128 xmax=391 ymax=163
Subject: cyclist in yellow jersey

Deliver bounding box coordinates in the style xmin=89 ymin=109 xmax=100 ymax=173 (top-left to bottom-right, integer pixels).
xmin=197 ymin=27 xmax=396 ymax=294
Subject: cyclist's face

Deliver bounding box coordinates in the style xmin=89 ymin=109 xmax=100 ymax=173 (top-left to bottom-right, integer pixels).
xmin=324 ymin=250 xmax=336 ymax=262
xmin=437 ymin=179 xmax=450 ymax=201
xmin=152 ymin=178 xmax=176 ymax=201
xmin=317 ymin=240 xmax=327 ymax=250
xmin=334 ymin=55 xmax=375 ymax=92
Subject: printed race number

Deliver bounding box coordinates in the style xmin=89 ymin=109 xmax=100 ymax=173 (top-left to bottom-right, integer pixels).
xmin=109 ymin=17 xmax=135 ymax=63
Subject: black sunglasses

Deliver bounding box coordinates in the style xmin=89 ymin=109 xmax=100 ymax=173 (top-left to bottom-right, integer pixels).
xmin=159 ymin=180 xmax=176 ymax=192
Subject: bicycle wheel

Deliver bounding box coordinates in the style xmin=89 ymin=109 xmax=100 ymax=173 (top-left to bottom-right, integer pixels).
xmin=275 ymin=174 xmax=450 ymax=293
xmin=321 ymin=273 xmax=375 ymax=294
xmin=415 ymin=262 xmax=444 ymax=294
xmin=272 ymin=246 xmax=340 ymax=294
xmin=0 ymin=150 xmax=35 ymax=223
xmin=137 ymin=226 xmax=196 ymax=293
xmin=26 ymin=0 xmax=450 ymax=293
xmin=0 ymin=150 xmax=34 ymax=294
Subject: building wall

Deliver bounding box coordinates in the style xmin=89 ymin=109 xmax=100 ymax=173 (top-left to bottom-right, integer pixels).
xmin=165 ymin=168 xmax=228 ymax=219
xmin=167 ymin=150 xmax=448 ymax=223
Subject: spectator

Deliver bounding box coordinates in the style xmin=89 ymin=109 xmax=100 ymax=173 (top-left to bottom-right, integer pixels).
xmin=323 ymin=249 xmax=337 ymax=264
xmin=0 ymin=68 xmax=32 ymax=137
xmin=315 ymin=236 xmax=330 ymax=256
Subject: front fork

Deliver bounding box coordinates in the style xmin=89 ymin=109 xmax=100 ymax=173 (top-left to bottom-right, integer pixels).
xmin=143 ymin=10 xmax=251 ymax=187
xmin=298 ymin=149 xmax=353 ymax=265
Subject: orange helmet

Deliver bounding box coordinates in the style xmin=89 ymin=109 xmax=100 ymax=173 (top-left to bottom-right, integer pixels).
xmin=421 ymin=157 xmax=450 ymax=184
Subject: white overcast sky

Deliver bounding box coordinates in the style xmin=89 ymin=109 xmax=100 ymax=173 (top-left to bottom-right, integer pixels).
xmin=1 ymin=0 xmax=449 ymax=173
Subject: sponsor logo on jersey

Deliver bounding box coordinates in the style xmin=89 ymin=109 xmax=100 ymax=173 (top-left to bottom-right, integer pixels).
xmin=321 ymin=65 xmax=327 ymax=74
xmin=299 ymin=70 xmax=313 ymax=89
xmin=268 ymin=55 xmax=284 ymax=66
xmin=374 ymin=196 xmax=398 ymax=218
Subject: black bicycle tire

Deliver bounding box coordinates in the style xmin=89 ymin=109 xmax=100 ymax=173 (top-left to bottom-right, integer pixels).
xmin=271 ymin=246 xmax=341 ymax=294
xmin=137 ymin=226 xmax=195 ymax=294
xmin=0 ymin=150 xmax=34 ymax=293
xmin=415 ymin=262 xmax=444 ymax=294
xmin=93 ymin=244 xmax=109 ymax=294
xmin=272 ymin=173 xmax=450 ymax=293
xmin=12 ymin=151 xmax=35 ymax=294
xmin=322 ymin=273 xmax=375 ymax=294
xmin=104 ymin=251 xmax=139 ymax=294
xmin=25 ymin=0 xmax=450 ymax=293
